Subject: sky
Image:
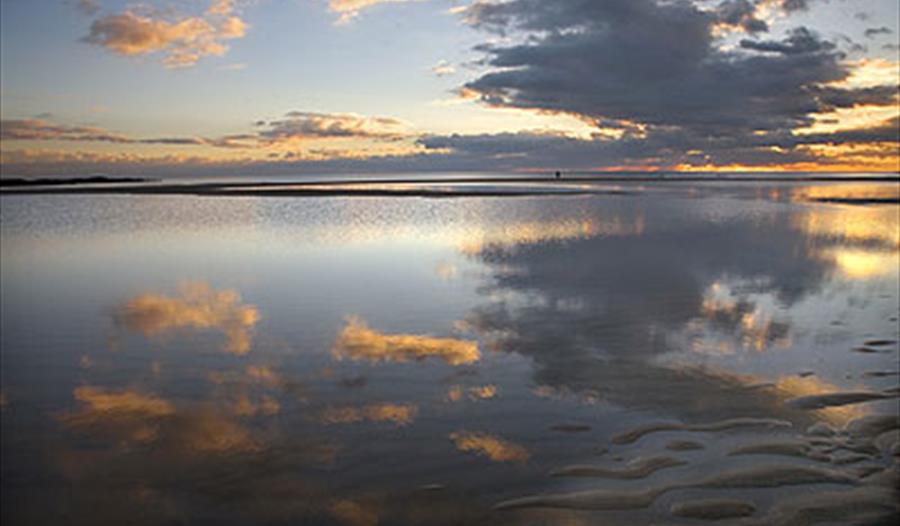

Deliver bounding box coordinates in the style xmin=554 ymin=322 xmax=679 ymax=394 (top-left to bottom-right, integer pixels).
xmin=0 ymin=0 xmax=898 ymax=177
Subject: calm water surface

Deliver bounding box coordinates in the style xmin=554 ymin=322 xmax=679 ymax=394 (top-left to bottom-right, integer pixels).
xmin=2 ymin=181 xmax=899 ymax=525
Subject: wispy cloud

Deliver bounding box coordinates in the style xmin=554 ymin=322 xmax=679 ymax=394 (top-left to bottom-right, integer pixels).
xmin=258 ymin=111 xmax=413 ymax=142
xmin=327 ymin=0 xmax=423 ymax=25
xmin=430 ymin=59 xmax=456 ymax=77
xmin=74 ymin=0 xmax=101 ymax=16
xmin=1 ymin=119 xmax=133 ymax=143
xmin=1 ymin=110 xmax=412 ymax=149
xmin=864 ymin=26 xmax=893 ymax=39
xmin=83 ymin=0 xmax=247 ymax=67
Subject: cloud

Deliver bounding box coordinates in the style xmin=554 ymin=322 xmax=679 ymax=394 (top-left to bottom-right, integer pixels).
xmin=2 ymin=113 xmax=895 ymax=176
xmin=258 ymin=111 xmax=413 ymax=142
xmin=0 ymin=119 xmax=133 ymax=143
xmin=114 ymin=282 xmax=260 ymax=355
xmin=449 ymin=431 xmax=529 ymax=463
xmin=74 ymin=0 xmax=101 ymax=16
xmin=331 ymin=315 xmax=480 ymax=365
xmin=0 ymin=111 xmax=411 ymax=149
xmin=83 ymin=0 xmax=247 ymax=67
xmin=0 ymin=118 xmax=264 ymax=149
xmin=430 ymin=60 xmax=456 ymax=77
xmin=738 ymin=26 xmax=836 ymax=54
xmin=454 ymin=0 xmax=899 ymax=169
xmin=864 ymin=27 xmax=893 ymax=39
xmin=327 ymin=0 xmax=422 ymax=25
xmin=714 ymin=0 xmax=769 ymax=33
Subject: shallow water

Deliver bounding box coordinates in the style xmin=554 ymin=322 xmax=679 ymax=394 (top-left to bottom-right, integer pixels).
xmin=1 ymin=180 xmax=898 ymax=525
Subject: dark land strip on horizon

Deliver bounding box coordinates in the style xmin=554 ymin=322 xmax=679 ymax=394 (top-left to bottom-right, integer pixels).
xmin=1 ymin=174 xmax=899 ymax=199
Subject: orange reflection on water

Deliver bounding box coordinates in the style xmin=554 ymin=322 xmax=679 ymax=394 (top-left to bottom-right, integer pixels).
xmin=232 ymin=394 xmax=280 ymax=417
xmin=329 ymin=499 xmax=379 ymax=526
xmin=821 ymin=248 xmax=900 ymax=279
xmin=320 ymin=403 xmax=418 ymax=426
xmin=457 ymin=215 xmax=643 ymax=255
xmin=115 ymin=282 xmax=260 ymax=355
xmin=792 ymin=184 xmax=900 ymax=204
xmin=172 ymin=410 xmax=260 ymax=453
xmin=63 ymin=386 xmax=176 ymax=444
xmin=790 ymin=196 xmax=900 ymax=280
xmin=446 ymin=384 xmax=498 ymax=402
xmin=772 ymin=376 xmax=871 ymax=427
xmin=449 ymin=431 xmax=530 ymax=463
xmin=332 ymin=316 xmax=480 ymax=365
xmin=791 ymin=194 xmax=899 ymax=249
xmin=63 ymin=385 xmax=263 ymax=453
xmin=73 ymin=386 xmax=174 ymax=416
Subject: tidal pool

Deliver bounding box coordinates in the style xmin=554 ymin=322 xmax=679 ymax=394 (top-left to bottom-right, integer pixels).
xmin=1 ymin=180 xmax=898 ymax=525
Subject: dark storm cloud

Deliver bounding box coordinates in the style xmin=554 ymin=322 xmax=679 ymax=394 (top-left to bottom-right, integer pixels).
xmin=716 ymin=0 xmax=768 ymax=33
xmin=455 ymin=0 xmax=898 ymax=168
xmin=864 ymin=27 xmax=893 ymax=39
xmin=415 ymin=112 xmax=899 ymax=170
xmin=738 ymin=26 xmax=835 ymax=54
xmin=463 ymin=2 xmax=847 ymax=135
xmin=779 ymin=0 xmax=811 ymax=12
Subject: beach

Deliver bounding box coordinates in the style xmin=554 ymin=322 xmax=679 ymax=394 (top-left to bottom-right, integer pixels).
xmin=1 ymin=178 xmax=898 ymax=525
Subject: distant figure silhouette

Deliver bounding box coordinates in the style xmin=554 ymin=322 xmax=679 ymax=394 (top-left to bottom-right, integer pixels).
xmin=555 ymin=171 xmax=561 ymax=179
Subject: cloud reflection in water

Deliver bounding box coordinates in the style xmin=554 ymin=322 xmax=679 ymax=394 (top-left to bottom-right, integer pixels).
xmin=332 ymin=315 xmax=479 ymax=366
xmin=320 ymin=403 xmax=418 ymax=426
xmin=114 ymin=281 xmax=260 ymax=355
xmin=449 ymin=431 xmax=530 ymax=463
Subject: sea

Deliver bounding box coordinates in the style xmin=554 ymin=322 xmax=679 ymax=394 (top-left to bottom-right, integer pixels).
xmin=1 ymin=174 xmax=898 ymax=525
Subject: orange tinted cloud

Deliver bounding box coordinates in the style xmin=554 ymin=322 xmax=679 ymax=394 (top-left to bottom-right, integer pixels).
xmin=115 ymin=282 xmax=260 ymax=355
xmin=259 ymin=111 xmax=413 ymax=142
xmin=331 ymin=316 xmax=480 ymax=365
xmin=0 ymin=119 xmax=133 ymax=143
xmin=328 ymin=0 xmax=421 ymax=24
xmin=84 ymin=0 xmax=247 ymax=67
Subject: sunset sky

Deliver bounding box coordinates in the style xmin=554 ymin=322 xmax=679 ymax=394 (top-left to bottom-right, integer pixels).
xmin=1 ymin=0 xmax=898 ymax=177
